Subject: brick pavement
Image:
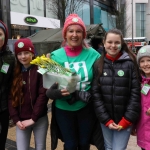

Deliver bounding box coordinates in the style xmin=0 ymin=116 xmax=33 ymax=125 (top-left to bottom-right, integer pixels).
xmin=6 ymin=103 xmax=141 ymax=150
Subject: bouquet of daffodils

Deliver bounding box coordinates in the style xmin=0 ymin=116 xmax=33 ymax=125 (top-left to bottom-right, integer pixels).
xmin=30 ymin=55 xmax=79 ymax=93
xmin=30 ymin=54 xmax=72 ymax=76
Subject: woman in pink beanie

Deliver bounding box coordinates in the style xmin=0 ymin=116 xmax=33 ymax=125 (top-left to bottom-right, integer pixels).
xmin=46 ymin=14 xmax=104 ymax=150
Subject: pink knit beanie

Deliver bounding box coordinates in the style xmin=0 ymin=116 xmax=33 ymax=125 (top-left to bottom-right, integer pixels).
xmin=62 ymin=14 xmax=86 ymax=39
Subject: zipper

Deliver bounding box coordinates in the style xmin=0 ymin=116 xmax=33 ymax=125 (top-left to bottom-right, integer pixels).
xmin=111 ymin=62 xmax=115 ymax=120
xmin=29 ymin=70 xmax=33 ymax=109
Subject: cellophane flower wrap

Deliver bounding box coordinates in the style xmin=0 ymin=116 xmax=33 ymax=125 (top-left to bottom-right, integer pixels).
xmin=30 ymin=55 xmax=79 ymax=93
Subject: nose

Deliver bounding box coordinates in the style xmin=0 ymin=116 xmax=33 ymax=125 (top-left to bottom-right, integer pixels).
xmin=72 ymin=31 xmax=77 ymax=36
xmin=144 ymin=61 xmax=148 ymax=66
xmin=112 ymin=43 xmax=116 ymax=47
xmin=20 ymin=53 xmax=26 ymax=57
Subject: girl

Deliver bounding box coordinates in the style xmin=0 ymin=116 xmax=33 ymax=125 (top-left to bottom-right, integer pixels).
xmin=91 ymin=29 xmax=141 ymax=150
xmin=0 ymin=20 xmax=15 ymax=150
xmin=136 ymin=45 xmax=150 ymax=150
xmin=9 ymin=38 xmax=48 ymax=150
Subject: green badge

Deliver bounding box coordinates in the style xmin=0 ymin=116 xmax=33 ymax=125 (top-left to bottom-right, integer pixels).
xmin=139 ymin=48 xmax=146 ymax=53
xmin=18 ymin=42 xmax=24 ymax=48
xmin=118 ymin=70 xmax=124 ymax=76
xmin=72 ymin=18 xmax=78 ymax=22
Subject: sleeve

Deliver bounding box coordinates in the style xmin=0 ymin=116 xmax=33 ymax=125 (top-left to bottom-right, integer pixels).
xmin=8 ymin=95 xmax=20 ymax=124
xmin=124 ymin=62 xmax=141 ymax=123
xmin=31 ymin=73 xmax=48 ymax=122
xmin=91 ymin=61 xmax=111 ymax=124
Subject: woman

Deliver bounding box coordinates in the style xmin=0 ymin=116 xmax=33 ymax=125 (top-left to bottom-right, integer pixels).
xmin=8 ymin=38 xmax=48 ymax=150
xmin=46 ymin=14 xmax=104 ymax=150
xmin=91 ymin=29 xmax=141 ymax=150
xmin=0 ymin=20 xmax=15 ymax=150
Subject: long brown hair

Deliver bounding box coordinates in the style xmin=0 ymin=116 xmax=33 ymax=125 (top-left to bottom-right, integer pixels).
xmin=97 ymin=29 xmax=140 ymax=80
xmin=10 ymin=59 xmax=24 ymax=107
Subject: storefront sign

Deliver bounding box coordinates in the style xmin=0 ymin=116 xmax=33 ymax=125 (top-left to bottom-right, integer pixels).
xmin=24 ymin=16 xmax=38 ymax=24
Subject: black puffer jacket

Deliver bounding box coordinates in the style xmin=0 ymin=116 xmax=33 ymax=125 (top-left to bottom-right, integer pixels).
xmin=0 ymin=46 xmax=15 ymax=112
xmin=92 ymin=52 xmax=141 ymax=125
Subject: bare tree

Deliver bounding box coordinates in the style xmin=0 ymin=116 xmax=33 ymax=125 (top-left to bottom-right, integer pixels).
xmin=108 ymin=1 xmax=131 ymax=36
xmin=46 ymin=0 xmax=85 ymax=27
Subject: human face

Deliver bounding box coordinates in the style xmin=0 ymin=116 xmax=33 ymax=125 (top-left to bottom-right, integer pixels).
xmin=17 ymin=51 xmax=34 ymax=68
xmin=65 ymin=25 xmax=83 ymax=48
xmin=140 ymin=56 xmax=150 ymax=78
xmin=0 ymin=28 xmax=5 ymax=50
xmin=104 ymin=33 xmax=122 ymax=58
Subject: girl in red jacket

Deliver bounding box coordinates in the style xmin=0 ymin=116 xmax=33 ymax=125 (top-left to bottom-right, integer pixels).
xmin=9 ymin=38 xmax=48 ymax=150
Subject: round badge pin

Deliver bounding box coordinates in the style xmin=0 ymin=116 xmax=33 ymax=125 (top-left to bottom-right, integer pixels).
xmin=118 ymin=70 xmax=124 ymax=77
xmin=139 ymin=48 xmax=146 ymax=53
xmin=18 ymin=42 xmax=24 ymax=48
xmin=72 ymin=18 xmax=78 ymax=22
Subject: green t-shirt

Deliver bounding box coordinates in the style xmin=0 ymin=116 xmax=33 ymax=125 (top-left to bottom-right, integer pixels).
xmin=51 ymin=47 xmax=100 ymax=111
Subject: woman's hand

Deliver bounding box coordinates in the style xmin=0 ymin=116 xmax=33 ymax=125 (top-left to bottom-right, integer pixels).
xmin=61 ymin=89 xmax=70 ymax=96
xmin=21 ymin=119 xmax=35 ymax=128
xmin=16 ymin=121 xmax=25 ymax=130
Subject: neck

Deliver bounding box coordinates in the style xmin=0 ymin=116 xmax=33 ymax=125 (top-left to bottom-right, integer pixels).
xmin=106 ymin=52 xmax=122 ymax=62
xmin=23 ymin=64 xmax=31 ymax=69
xmin=64 ymin=45 xmax=82 ymax=57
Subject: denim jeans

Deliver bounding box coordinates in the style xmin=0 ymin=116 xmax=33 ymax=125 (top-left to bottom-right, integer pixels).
xmin=101 ymin=123 xmax=132 ymax=150
xmin=55 ymin=104 xmax=96 ymax=150
xmin=16 ymin=115 xmax=48 ymax=150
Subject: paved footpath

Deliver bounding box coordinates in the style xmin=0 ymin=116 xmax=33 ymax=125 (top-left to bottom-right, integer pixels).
xmin=5 ymin=102 xmax=141 ymax=150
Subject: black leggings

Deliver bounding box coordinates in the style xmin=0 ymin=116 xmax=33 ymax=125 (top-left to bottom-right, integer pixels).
xmin=0 ymin=110 xmax=9 ymax=150
xmin=141 ymin=148 xmax=145 ymax=150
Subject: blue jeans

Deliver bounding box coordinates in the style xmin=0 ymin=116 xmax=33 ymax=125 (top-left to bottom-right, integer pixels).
xmin=101 ymin=124 xmax=132 ymax=150
xmin=16 ymin=115 xmax=48 ymax=150
xmin=55 ymin=104 xmax=96 ymax=150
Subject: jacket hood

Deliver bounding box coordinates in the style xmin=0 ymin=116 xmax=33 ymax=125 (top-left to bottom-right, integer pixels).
xmin=118 ymin=51 xmax=130 ymax=60
xmin=0 ymin=20 xmax=8 ymax=51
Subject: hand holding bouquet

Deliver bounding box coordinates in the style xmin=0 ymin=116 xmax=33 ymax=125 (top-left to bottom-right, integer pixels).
xmin=30 ymin=55 xmax=79 ymax=93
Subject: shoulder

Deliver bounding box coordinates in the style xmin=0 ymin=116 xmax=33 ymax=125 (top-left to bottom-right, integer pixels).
xmin=83 ymin=47 xmax=100 ymax=58
xmin=51 ymin=47 xmax=65 ymax=60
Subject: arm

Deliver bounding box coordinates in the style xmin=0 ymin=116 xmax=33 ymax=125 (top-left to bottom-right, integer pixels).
xmin=31 ymin=73 xmax=49 ymax=122
xmin=122 ymin=63 xmax=141 ymax=124
xmin=91 ymin=62 xmax=112 ymax=125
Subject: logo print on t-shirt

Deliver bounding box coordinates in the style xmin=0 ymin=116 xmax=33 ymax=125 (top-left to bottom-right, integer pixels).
xmin=65 ymin=61 xmax=88 ymax=90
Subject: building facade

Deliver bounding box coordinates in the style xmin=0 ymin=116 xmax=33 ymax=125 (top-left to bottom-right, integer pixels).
xmin=125 ymin=0 xmax=150 ymax=42
xmin=0 ymin=0 xmax=116 ymax=39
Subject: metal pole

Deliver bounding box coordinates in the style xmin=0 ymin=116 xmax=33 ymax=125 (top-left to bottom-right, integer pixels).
xmin=132 ymin=0 xmax=134 ymax=50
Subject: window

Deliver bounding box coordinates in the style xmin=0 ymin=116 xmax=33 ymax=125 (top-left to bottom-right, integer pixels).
xmin=136 ymin=3 xmax=146 ymax=37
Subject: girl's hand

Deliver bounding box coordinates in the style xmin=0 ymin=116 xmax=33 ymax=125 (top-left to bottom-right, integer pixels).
xmin=108 ymin=122 xmax=120 ymax=130
xmin=131 ymin=128 xmax=137 ymax=136
xmin=146 ymin=108 xmax=150 ymax=116
xmin=21 ymin=119 xmax=35 ymax=128
xmin=16 ymin=121 xmax=25 ymax=130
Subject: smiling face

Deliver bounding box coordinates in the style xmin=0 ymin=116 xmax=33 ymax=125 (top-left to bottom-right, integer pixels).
xmin=0 ymin=28 xmax=5 ymax=50
xmin=17 ymin=51 xmax=34 ymax=68
xmin=104 ymin=33 xmax=122 ymax=58
xmin=140 ymin=56 xmax=150 ymax=78
xmin=65 ymin=25 xmax=83 ymax=48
